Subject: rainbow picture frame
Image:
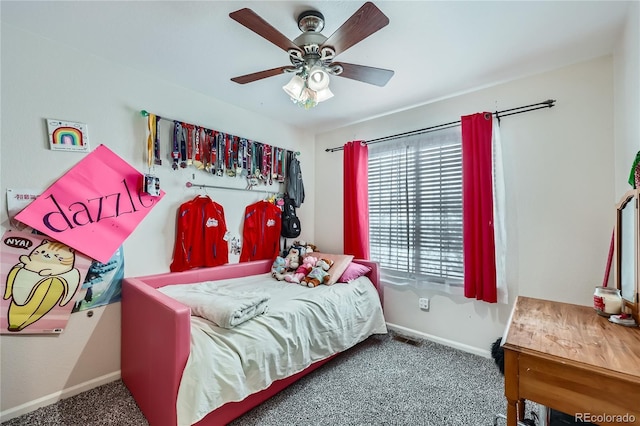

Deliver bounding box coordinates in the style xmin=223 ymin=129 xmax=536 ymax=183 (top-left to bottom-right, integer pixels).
xmin=47 ymin=119 xmax=89 ymax=152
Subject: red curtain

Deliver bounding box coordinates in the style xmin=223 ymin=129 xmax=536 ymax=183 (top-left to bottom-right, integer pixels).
xmin=461 ymin=113 xmax=497 ymax=303
xmin=343 ymin=141 xmax=370 ymax=260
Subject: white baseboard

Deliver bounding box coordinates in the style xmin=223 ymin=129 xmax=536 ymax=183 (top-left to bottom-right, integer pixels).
xmin=386 ymin=322 xmax=491 ymax=359
xmin=0 ymin=371 xmax=121 ymax=423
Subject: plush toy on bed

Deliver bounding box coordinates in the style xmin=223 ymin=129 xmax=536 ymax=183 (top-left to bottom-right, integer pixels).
xmin=285 ymin=255 xmax=317 ymax=284
xmin=285 ymin=247 xmax=301 ymax=270
xmin=272 ymin=248 xmax=303 ymax=281
xmin=271 ymin=256 xmax=289 ymax=281
xmin=292 ymin=240 xmax=318 ymax=257
xmin=303 ymin=258 xmax=334 ymax=288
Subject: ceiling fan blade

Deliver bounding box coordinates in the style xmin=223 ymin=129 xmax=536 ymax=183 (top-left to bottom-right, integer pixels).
xmin=332 ymin=62 xmax=394 ymax=87
xmin=231 ymin=66 xmax=293 ymax=84
xmin=321 ymin=2 xmax=389 ymax=56
xmin=230 ymin=8 xmax=300 ymax=53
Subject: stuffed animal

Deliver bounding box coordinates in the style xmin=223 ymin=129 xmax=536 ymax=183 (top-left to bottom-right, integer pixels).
xmin=285 ymin=255 xmax=317 ymax=284
xmin=292 ymin=240 xmax=318 ymax=256
xmin=284 ymin=247 xmax=301 ymax=271
xmin=303 ymin=258 xmax=334 ymax=288
xmin=271 ymin=256 xmax=289 ymax=280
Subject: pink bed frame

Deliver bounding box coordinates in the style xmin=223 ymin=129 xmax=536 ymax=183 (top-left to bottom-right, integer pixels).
xmin=121 ymin=259 xmax=381 ymax=426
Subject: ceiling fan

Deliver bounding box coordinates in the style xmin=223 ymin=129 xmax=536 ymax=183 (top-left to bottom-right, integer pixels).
xmin=229 ymin=2 xmax=394 ymax=108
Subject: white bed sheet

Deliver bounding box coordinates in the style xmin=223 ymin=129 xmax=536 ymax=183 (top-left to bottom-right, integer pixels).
xmin=159 ymin=273 xmax=387 ymax=426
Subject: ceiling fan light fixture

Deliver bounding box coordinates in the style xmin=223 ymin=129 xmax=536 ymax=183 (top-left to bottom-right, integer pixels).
xmin=315 ymin=86 xmax=334 ymax=103
xmin=298 ymin=88 xmax=318 ymax=110
xmin=282 ymin=74 xmax=306 ymax=100
xmin=307 ymin=66 xmax=330 ymax=91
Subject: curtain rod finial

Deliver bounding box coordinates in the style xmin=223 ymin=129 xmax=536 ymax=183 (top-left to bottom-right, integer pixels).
xmin=140 ymin=110 xmax=149 ymax=117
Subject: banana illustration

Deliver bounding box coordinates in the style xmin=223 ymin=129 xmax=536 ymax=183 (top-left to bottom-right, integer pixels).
xmin=3 ymin=240 xmax=81 ymax=332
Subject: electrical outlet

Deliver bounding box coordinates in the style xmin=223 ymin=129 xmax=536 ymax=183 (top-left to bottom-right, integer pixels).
xmin=419 ymin=297 xmax=430 ymax=311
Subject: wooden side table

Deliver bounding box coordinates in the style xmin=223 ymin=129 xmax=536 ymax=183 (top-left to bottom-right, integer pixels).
xmin=502 ymin=296 xmax=640 ymax=426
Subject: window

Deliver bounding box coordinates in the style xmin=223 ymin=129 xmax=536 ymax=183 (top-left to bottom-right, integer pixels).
xmin=368 ymin=126 xmax=463 ymax=289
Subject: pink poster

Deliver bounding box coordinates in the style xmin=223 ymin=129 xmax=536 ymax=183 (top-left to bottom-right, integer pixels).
xmin=15 ymin=145 xmax=164 ymax=263
xmin=1 ymin=230 xmax=92 ymax=334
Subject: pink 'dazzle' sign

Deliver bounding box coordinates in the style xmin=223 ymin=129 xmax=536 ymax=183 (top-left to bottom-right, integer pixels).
xmin=15 ymin=144 xmax=164 ymax=262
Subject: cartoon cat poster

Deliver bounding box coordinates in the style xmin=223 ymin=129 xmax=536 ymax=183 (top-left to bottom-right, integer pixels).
xmin=1 ymin=230 xmax=92 ymax=334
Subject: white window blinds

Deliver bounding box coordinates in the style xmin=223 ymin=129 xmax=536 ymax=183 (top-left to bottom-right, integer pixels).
xmin=368 ymin=126 xmax=463 ymax=289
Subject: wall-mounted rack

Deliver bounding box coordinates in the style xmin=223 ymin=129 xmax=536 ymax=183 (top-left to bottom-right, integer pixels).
xmin=186 ymin=181 xmax=280 ymax=195
xmin=140 ymin=109 xmax=300 ymax=183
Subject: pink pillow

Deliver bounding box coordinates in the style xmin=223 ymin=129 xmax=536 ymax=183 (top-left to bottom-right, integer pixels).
xmin=309 ymin=253 xmax=354 ymax=285
xmin=339 ymin=262 xmax=372 ymax=282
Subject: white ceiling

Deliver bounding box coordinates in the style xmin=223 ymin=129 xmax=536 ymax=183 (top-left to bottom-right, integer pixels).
xmin=1 ymin=1 xmax=630 ymax=133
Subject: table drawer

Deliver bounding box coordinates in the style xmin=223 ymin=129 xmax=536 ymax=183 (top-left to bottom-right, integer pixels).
xmin=518 ymin=353 xmax=640 ymax=426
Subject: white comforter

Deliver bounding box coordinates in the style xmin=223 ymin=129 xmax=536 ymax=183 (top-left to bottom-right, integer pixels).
xmin=159 ymin=285 xmax=270 ymax=329
xmin=159 ymin=273 xmax=387 ymax=426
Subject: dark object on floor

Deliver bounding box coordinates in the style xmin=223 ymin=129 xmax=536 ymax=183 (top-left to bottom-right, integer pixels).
xmin=491 ymin=337 xmax=505 ymax=374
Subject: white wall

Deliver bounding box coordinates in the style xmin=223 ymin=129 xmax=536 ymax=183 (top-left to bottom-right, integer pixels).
xmin=0 ymin=24 xmax=314 ymax=418
xmin=614 ymin=1 xmax=640 ymax=197
xmin=314 ymin=56 xmax=615 ymax=353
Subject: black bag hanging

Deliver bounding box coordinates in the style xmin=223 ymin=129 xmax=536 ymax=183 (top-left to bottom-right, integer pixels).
xmin=281 ymin=195 xmax=301 ymax=238
xmin=285 ymin=152 xmax=305 ymax=208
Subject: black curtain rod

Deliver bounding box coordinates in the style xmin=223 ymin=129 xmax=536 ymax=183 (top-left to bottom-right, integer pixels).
xmin=325 ymin=99 xmax=556 ymax=152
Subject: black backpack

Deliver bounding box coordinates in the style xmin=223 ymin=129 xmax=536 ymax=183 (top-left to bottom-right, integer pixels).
xmin=281 ymin=195 xmax=301 ymax=238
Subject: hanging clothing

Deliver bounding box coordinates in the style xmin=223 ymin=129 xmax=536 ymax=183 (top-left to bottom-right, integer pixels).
xmin=285 ymin=153 xmax=305 ymax=208
xmin=170 ymin=196 xmax=229 ymax=272
xmin=240 ymin=200 xmax=281 ymax=262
